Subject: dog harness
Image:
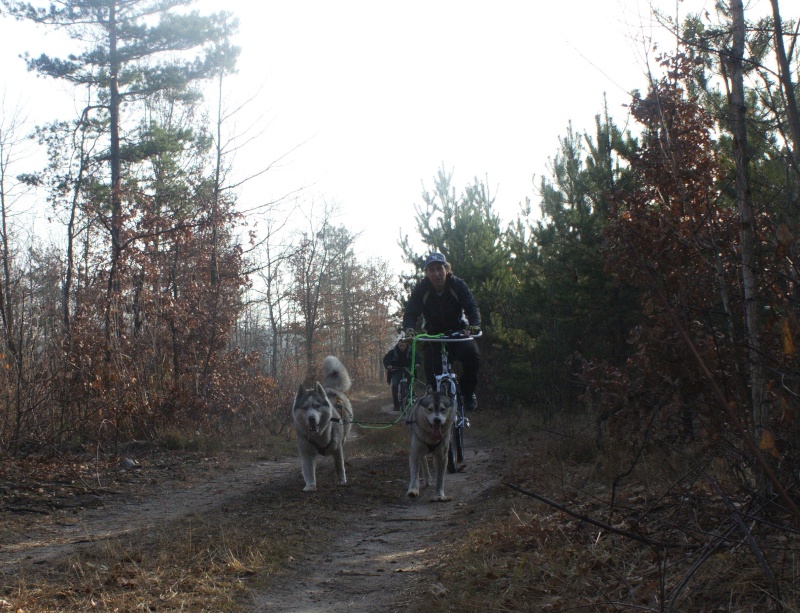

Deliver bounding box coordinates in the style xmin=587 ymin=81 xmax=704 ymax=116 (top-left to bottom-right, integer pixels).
xmin=406 ymin=415 xmax=445 ymax=453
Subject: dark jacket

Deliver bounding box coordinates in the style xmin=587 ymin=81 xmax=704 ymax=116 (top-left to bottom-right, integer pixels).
xmin=382 ymin=345 xmax=418 ymax=372
xmin=402 ymin=274 xmax=481 ymax=334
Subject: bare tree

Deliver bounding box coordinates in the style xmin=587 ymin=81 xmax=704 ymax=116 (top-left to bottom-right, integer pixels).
xmin=0 ymin=100 xmax=31 ymax=363
xmin=290 ymin=202 xmax=338 ymax=380
xmin=725 ymin=0 xmax=766 ymax=430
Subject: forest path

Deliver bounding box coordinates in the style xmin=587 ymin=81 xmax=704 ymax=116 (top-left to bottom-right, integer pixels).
xmin=247 ymin=410 xmax=496 ymax=612
xmin=1 ymin=393 xmax=505 ymax=612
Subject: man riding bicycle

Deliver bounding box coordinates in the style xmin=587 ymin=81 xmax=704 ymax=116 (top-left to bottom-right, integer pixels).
xmin=382 ymin=336 xmax=421 ymax=411
xmin=402 ymin=252 xmax=482 ymax=410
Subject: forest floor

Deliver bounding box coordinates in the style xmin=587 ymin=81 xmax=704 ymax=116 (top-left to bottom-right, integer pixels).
xmin=4 ymin=388 xmax=788 ymax=611
xmin=0 ymin=390 xmax=513 ymax=612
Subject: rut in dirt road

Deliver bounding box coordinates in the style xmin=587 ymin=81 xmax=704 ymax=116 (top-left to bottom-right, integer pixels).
xmin=0 ymin=458 xmax=297 ymax=572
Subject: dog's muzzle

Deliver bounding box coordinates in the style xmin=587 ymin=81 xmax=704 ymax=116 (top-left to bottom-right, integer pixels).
xmin=308 ymin=417 xmax=319 ymax=432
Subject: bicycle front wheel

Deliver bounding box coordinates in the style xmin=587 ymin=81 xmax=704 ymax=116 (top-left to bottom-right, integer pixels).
xmin=439 ymin=381 xmax=458 ymax=472
xmin=453 ymin=415 xmax=464 ymax=464
xmin=398 ymin=380 xmax=410 ymax=411
xmin=445 ymin=399 xmax=462 ymax=474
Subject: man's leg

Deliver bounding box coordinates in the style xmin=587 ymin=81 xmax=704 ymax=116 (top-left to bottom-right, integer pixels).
xmin=451 ymin=340 xmax=480 ymax=409
xmin=422 ymin=343 xmax=440 ymax=389
xmin=390 ymin=371 xmax=402 ymax=410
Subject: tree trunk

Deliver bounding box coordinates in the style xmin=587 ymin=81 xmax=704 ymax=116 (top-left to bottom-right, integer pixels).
xmin=769 ymin=0 xmax=800 ymax=165
xmin=728 ymin=0 xmax=766 ymax=429
xmin=106 ymin=0 xmax=122 ymax=345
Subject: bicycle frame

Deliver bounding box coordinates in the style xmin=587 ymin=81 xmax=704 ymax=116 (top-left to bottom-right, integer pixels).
xmin=410 ymin=331 xmax=481 ymax=396
xmin=409 ymin=331 xmax=481 ymax=472
xmin=395 ymin=367 xmax=414 ymax=411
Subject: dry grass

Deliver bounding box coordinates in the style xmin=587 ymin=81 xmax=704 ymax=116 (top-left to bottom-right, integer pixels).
xmin=410 ymin=407 xmax=800 ymax=612
xmin=3 ymin=393 xmax=799 ymax=612
xmin=4 ymin=457 xmax=325 ymax=611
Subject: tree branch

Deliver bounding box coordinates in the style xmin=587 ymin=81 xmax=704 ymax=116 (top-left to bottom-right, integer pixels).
xmin=503 ymin=482 xmax=697 ymax=550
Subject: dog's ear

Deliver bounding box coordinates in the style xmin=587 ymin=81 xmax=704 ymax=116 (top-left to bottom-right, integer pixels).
xmin=295 ymin=385 xmax=305 ymax=404
xmin=425 ymin=384 xmax=434 ymax=395
xmin=315 ymin=381 xmax=328 ymax=398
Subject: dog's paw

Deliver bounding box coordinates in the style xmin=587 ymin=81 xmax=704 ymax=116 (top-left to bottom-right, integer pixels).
xmin=302 ymin=484 xmax=317 ymax=492
xmin=407 ymin=489 xmax=419 ymax=498
xmin=430 ymin=494 xmax=452 ymax=503
xmin=336 ymin=479 xmax=347 ymax=486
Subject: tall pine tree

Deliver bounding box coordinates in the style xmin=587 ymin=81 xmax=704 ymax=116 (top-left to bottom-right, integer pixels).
xmin=2 ymin=0 xmax=239 ymax=339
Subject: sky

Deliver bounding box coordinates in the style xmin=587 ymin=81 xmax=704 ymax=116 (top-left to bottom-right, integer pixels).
xmin=0 ymin=0 xmax=787 ymax=273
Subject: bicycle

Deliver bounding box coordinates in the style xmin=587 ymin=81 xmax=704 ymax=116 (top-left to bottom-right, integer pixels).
xmin=408 ymin=330 xmax=482 ymax=474
xmin=392 ymin=366 xmax=414 ymax=412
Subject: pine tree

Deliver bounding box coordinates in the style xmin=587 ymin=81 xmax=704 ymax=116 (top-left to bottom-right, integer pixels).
xmin=2 ymin=0 xmax=239 ymax=339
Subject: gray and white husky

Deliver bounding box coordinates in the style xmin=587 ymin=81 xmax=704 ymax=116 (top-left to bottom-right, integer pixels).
xmin=407 ymin=387 xmax=454 ymax=502
xmin=292 ymin=356 xmax=353 ymax=492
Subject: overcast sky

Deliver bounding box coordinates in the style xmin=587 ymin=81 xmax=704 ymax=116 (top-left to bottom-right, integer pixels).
xmin=0 ymin=0 xmax=787 ymax=272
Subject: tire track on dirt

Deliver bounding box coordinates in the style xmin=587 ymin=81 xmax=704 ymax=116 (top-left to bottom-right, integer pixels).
xmin=0 ymin=458 xmax=296 ymax=571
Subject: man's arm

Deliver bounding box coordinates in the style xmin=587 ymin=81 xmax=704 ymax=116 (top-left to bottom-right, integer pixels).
xmin=454 ymin=277 xmax=481 ymax=326
xmin=402 ymin=281 xmax=426 ymax=330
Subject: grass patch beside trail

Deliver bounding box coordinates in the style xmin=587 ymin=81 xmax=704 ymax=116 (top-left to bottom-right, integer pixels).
xmin=4 ymin=452 xmax=327 ymax=612
xmin=9 ymin=514 xmax=295 ymax=612
xmin=408 ymin=404 xmax=800 ymax=613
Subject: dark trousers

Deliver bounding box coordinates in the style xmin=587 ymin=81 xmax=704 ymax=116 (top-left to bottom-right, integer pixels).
xmin=422 ymin=339 xmax=480 ymax=399
xmin=390 ymin=370 xmax=404 ymax=408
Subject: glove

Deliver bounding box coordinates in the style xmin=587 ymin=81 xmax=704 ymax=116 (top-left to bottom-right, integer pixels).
xmin=404 ymin=328 xmax=416 ymax=339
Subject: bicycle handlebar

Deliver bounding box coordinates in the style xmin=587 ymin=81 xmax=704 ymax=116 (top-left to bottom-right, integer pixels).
xmin=409 ymin=331 xmax=482 ymax=343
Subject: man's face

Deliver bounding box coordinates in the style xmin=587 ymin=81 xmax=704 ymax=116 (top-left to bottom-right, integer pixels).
xmin=397 ymin=341 xmax=407 ymax=351
xmin=425 ymin=262 xmax=447 ymax=291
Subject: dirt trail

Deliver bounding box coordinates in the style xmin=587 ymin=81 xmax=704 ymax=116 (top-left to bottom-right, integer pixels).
xmin=248 ymin=424 xmax=494 ymax=612
xmin=1 ymin=396 xmax=502 ymax=612
xmin=0 ymin=459 xmax=297 ymax=572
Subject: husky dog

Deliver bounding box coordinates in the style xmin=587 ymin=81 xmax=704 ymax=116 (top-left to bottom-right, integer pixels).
xmin=407 ymin=387 xmax=454 ymax=502
xmin=292 ymin=356 xmax=353 ymax=492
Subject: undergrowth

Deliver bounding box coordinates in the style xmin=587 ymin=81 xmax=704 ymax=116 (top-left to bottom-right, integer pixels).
xmin=415 ymin=405 xmax=800 ymax=612
xmin=4 ymin=391 xmax=799 ymax=612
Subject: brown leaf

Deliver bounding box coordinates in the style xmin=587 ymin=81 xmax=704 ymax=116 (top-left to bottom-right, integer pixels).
xmin=758 ymin=429 xmax=782 ymax=459
xmin=782 ymin=318 xmax=796 ymax=356
xmin=777 ymin=224 xmax=794 ymax=258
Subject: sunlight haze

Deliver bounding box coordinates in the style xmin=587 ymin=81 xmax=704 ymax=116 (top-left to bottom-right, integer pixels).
xmin=0 ymin=0 xmax=773 ymax=271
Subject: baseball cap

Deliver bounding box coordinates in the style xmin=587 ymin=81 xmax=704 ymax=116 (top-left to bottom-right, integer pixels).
xmin=424 ymin=252 xmax=448 ymax=269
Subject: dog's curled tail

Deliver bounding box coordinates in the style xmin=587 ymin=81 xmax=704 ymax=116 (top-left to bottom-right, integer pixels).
xmin=322 ymin=355 xmax=351 ymax=393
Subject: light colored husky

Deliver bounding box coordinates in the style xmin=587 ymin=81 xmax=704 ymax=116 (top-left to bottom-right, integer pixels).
xmin=292 ymin=356 xmax=353 ymax=492
xmin=406 ymin=387 xmax=454 ymax=502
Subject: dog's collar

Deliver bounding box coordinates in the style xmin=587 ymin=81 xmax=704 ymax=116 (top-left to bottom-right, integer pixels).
xmin=425 ymin=439 xmax=443 ymax=453
xmin=411 ymin=427 xmax=444 ymax=453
